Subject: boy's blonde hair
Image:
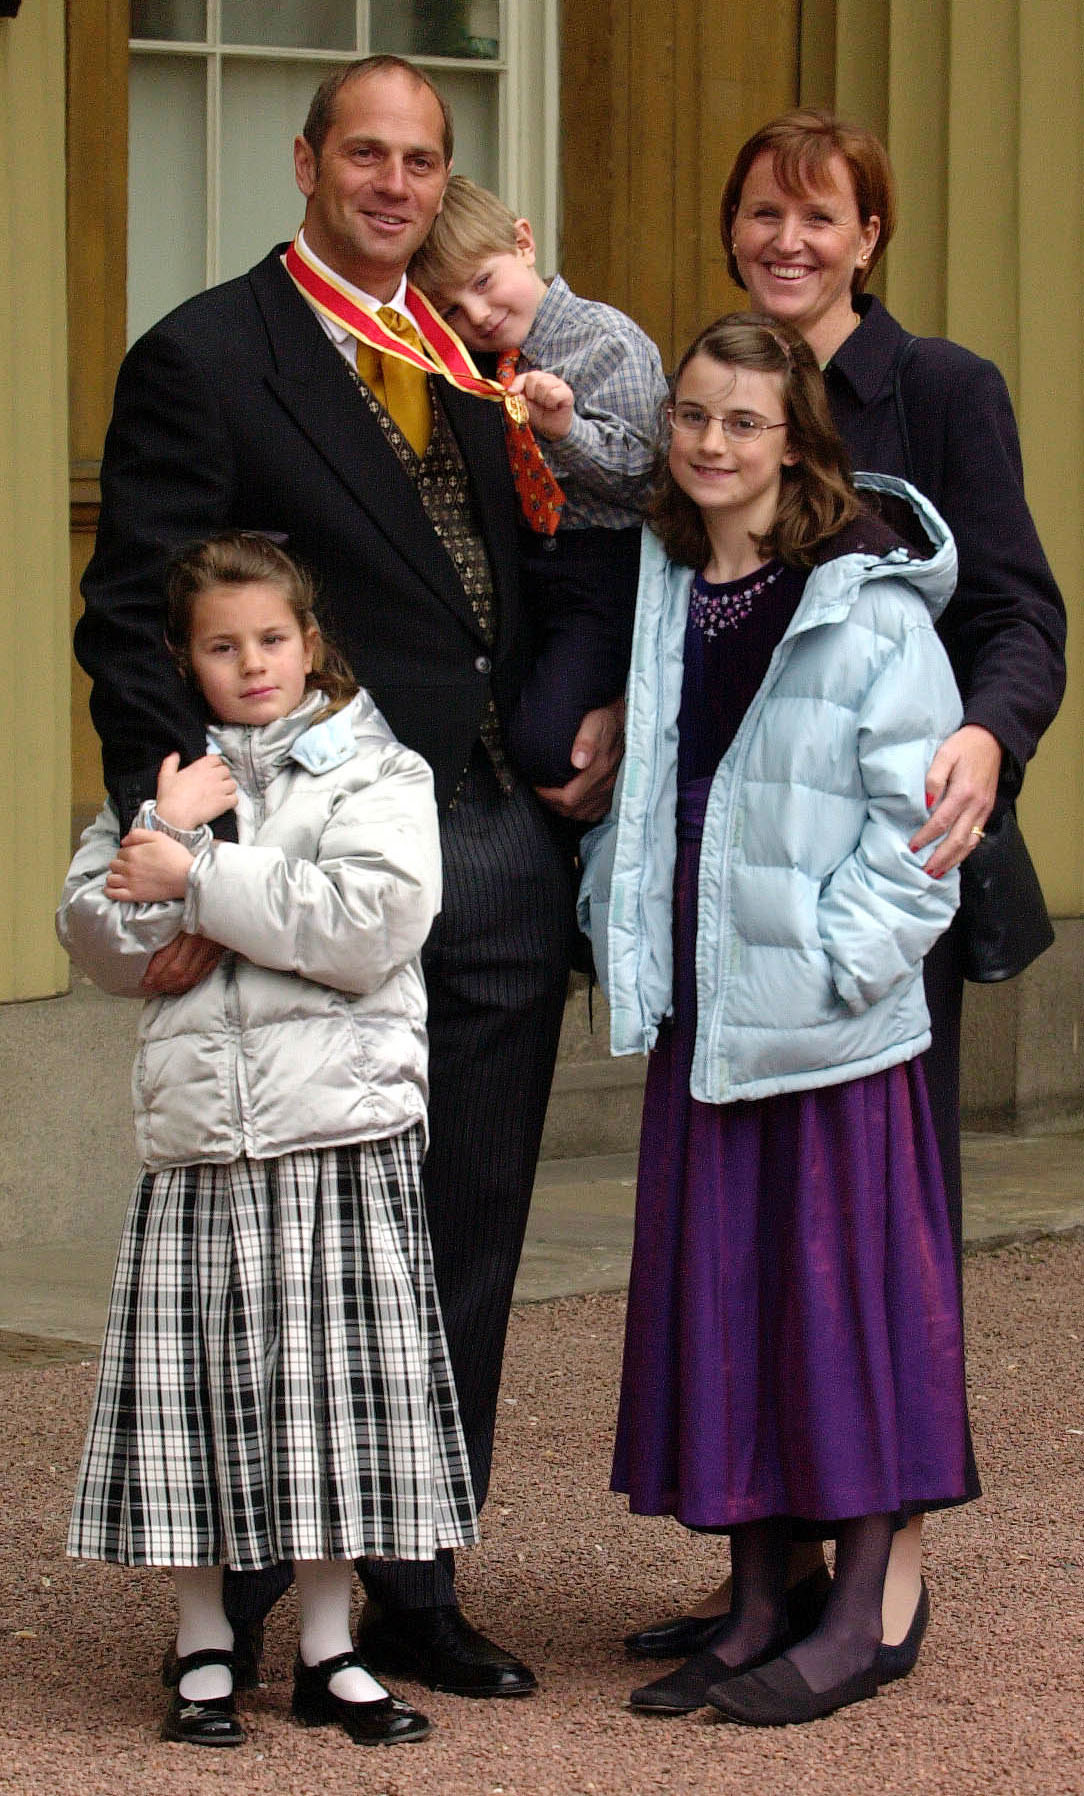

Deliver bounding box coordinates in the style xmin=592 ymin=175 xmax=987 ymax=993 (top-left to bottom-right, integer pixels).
xmin=409 ymin=175 xmax=521 ymax=297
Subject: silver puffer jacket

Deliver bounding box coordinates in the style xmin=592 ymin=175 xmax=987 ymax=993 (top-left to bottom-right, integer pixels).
xmin=57 ymin=689 xmax=441 ymax=1169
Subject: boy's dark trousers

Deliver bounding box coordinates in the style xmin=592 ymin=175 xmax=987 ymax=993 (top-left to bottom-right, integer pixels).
xmin=509 ymin=523 xmax=641 ymax=788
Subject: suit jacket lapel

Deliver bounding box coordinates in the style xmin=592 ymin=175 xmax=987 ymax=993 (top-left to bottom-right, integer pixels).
xmin=248 ymin=249 xmax=491 ymax=641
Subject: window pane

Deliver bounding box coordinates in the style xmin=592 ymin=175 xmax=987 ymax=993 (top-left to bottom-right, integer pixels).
xmin=219 ymin=60 xmax=340 ymax=283
xmin=221 ymin=0 xmax=355 ymax=50
xmin=434 ymin=70 xmax=497 ymax=188
xmin=130 ymin=1 xmax=206 ymax=40
xmin=128 ymin=55 xmax=206 ymax=343
xmin=370 ymin=1 xmax=500 ymax=59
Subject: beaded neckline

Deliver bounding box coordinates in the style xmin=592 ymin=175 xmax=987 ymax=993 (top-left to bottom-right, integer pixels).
xmin=689 ymin=562 xmax=784 ymax=638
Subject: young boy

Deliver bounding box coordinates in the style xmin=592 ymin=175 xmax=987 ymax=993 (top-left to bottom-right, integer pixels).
xmin=410 ymin=177 xmax=667 ymax=787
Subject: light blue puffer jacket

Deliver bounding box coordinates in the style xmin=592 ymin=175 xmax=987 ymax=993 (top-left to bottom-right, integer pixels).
xmin=578 ymin=475 xmax=963 ymax=1104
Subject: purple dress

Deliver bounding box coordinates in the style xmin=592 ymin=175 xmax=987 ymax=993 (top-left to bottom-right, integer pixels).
xmin=611 ymin=562 xmax=970 ymax=1529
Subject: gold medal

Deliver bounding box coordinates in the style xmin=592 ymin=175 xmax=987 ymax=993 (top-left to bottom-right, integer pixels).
xmin=503 ymin=392 xmax=530 ymax=426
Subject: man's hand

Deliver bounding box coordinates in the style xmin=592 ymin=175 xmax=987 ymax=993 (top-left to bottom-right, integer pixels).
xmin=536 ymin=698 xmax=625 ymax=823
xmin=508 ymin=369 xmax=575 ymax=442
xmin=140 ymin=932 xmax=223 ymax=996
xmin=155 ymin=751 xmax=238 ymax=831
xmin=105 ymin=828 xmax=194 ymax=903
xmin=910 ymin=723 xmax=1003 ymax=878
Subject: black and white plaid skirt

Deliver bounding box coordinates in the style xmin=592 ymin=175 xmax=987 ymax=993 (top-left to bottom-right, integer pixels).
xmin=68 ymin=1128 xmax=478 ymax=1568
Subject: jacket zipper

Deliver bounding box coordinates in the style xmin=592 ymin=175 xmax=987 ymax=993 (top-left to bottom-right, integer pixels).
xmin=229 ymin=731 xmax=269 ymax=1154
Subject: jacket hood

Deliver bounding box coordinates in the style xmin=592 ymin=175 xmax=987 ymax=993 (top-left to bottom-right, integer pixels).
xmin=814 ymin=473 xmax=957 ymax=626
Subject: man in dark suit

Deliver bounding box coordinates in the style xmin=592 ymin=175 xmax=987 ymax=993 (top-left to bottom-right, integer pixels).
xmin=76 ymin=54 xmax=622 ymax=1699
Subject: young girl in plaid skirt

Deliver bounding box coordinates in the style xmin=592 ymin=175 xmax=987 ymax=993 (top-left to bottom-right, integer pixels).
xmin=58 ymin=532 xmax=476 ymax=1750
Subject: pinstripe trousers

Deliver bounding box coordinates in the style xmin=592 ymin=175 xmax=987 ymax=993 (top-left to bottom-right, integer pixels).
xmin=224 ymin=750 xmax=574 ymax=1619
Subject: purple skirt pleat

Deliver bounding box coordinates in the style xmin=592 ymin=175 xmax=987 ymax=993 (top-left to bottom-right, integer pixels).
xmin=612 ymin=781 xmax=970 ymax=1528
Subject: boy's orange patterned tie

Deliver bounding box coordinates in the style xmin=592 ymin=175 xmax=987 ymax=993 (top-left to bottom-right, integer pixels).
xmin=496 ymin=351 xmax=565 ymax=536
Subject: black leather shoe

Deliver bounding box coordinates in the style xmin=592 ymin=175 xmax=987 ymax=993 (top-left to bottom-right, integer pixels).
xmin=628 ymin=1629 xmax=790 ymax=1715
xmin=292 ymin=1650 xmax=430 ymax=1745
xmin=160 ymin=1648 xmax=244 ymax=1747
xmin=356 ymin=1604 xmax=537 ymax=1697
xmin=623 ymin=1563 xmax=833 ymax=1661
xmin=162 ymin=1620 xmax=263 ymax=1692
xmin=874 ymin=1579 xmax=929 ymax=1685
xmin=706 ymin=1654 xmax=878 ymax=1726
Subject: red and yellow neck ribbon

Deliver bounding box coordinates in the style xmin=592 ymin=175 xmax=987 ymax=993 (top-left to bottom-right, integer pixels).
xmin=284 ymin=233 xmax=563 ymax=532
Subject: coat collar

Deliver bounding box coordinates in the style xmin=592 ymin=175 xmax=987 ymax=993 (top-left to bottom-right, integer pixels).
xmin=825 ymin=294 xmax=909 ymax=405
xmin=207 ymin=689 xmax=373 ymax=779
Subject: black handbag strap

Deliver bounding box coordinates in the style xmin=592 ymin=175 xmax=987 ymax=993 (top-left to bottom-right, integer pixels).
xmin=891 ymin=333 xmax=919 ymax=484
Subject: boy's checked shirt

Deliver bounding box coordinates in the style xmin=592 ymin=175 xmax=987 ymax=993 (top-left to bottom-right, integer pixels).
xmin=514 ymin=273 xmax=667 ymax=530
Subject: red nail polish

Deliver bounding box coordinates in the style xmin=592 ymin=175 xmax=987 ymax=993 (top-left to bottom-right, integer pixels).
xmin=925 ymin=792 xmax=935 ymax=808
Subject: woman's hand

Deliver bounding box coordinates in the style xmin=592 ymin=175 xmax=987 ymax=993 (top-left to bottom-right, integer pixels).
xmin=910 ymin=724 xmax=1003 ymax=877
xmin=105 ymin=828 xmax=194 ymax=903
xmin=155 ymin=751 xmax=238 ymax=831
xmin=536 ymin=698 xmax=625 ymax=822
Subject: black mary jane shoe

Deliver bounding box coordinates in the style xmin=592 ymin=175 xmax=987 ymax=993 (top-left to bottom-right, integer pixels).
xmin=160 ymin=1648 xmax=244 ymax=1748
xmin=291 ymin=1650 xmax=430 ymax=1745
xmin=623 ymin=1563 xmax=833 ymax=1662
xmin=874 ymin=1579 xmax=929 ymax=1685
xmin=355 ymin=1603 xmax=537 ymax=1698
xmin=162 ymin=1619 xmax=263 ymax=1693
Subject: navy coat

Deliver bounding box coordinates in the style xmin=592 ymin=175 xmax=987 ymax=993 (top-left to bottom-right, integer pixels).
xmin=825 ymin=295 xmax=1065 ymax=803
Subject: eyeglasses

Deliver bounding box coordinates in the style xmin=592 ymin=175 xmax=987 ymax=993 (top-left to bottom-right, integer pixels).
xmin=667 ymin=403 xmax=788 ymax=442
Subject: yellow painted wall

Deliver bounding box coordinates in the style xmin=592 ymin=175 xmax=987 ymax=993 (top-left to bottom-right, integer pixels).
xmin=561 ymin=0 xmax=800 ymax=368
xmin=0 ymin=2 xmax=71 ymax=998
xmin=803 ymin=0 xmax=1084 ymax=916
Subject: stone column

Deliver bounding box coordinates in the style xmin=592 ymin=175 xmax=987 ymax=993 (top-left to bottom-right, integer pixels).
xmin=0 ymin=0 xmax=71 ymax=1000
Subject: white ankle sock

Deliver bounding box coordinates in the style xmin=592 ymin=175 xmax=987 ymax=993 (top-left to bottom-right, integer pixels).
xmin=294 ymin=1560 xmax=387 ymax=1703
xmin=171 ymin=1566 xmax=233 ymax=1700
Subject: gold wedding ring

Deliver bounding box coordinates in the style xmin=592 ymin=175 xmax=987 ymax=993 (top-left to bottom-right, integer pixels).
xmin=970 ymin=826 xmax=986 ymax=841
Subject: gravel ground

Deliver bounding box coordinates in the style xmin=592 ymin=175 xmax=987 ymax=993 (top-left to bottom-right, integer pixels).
xmin=1 ymin=1233 xmax=1082 ymax=1796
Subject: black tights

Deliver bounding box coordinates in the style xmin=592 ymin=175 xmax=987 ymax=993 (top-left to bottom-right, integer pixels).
xmin=708 ymin=1514 xmax=893 ymax=1690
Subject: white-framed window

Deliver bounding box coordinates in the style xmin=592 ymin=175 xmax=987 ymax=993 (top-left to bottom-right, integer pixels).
xmin=127 ymin=2 xmax=559 ymax=345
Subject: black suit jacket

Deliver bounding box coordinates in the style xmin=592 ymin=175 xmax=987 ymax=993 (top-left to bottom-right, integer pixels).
xmin=825 ymin=295 xmax=1066 ymax=803
xmin=77 ymin=248 xmax=534 ymax=822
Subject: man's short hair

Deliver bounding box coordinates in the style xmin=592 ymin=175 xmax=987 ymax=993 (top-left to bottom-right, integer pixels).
xmin=409 ymin=176 xmax=520 ymax=297
xmin=303 ymin=55 xmax=454 ymax=165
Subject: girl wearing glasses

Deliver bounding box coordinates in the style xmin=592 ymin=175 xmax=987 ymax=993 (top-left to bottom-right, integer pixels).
xmin=579 ymin=314 xmax=972 ymax=1726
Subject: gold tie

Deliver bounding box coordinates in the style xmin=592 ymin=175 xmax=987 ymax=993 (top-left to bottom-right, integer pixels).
xmin=352 ymin=307 xmax=433 ymax=458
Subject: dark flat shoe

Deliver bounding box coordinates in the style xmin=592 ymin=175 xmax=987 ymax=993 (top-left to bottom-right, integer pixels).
xmin=623 ymin=1563 xmax=833 ymax=1661
xmin=292 ymin=1650 xmax=430 ymax=1745
xmin=875 ymin=1579 xmax=929 ymax=1685
xmin=707 ymin=1654 xmax=878 ymax=1726
xmin=628 ymin=1630 xmax=790 ymax=1715
xmin=160 ymin=1648 xmax=244 ymax=1748
xmin=356 ymin=1604 xmax=536 ymax=1698
xmin=162 ymin=1619 xmax=263 ymax=1692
